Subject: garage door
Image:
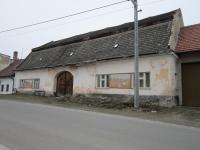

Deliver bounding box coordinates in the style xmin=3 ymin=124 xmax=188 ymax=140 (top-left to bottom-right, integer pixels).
xmin=182 ymin=62 xmax=200 ymax=107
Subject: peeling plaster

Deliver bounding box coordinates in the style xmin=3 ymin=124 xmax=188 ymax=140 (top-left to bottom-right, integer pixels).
xmin=156 ymin=67 xmax=170 ymax=95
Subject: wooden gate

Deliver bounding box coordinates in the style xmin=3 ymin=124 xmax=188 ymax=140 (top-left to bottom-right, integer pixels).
xmin=56 ymin=71 xmax=73 ymax=96
xmin=182 ymin=62 xmax=200 ymax=107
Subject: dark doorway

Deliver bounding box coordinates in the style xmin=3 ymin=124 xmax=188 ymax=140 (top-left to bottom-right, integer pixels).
xmin=56 ymin=71 xmax=73 ymax=96
xmin=182 ymin=62 xmax=200 ymax=107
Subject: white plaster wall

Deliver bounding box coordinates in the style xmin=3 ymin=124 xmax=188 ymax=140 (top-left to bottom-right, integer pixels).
xmin=15 ymin=54 xmax=177 ymax=96
xmin=0 ymin=78 xmax=13 ymax=94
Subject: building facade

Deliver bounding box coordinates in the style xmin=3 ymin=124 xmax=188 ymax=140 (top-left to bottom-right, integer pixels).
xmin=0 ymin=52 xmax=22 ymax=94
xmin=15 ymin=9 xmax=184 ymax=106
xmin=176 ymin=24 xmax=200 ymax=107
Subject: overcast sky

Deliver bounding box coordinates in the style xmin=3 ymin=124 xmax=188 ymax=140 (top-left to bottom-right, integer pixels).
xmin=0 ymin=0 xmax=199 ymax=58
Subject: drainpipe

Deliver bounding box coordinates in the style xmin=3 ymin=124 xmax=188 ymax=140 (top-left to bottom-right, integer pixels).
xmin=12 ymin=76 xmax=15 ymax=94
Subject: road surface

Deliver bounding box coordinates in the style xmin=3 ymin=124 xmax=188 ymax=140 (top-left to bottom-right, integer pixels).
xmin=0 ymin=100 xmax=200 ymax=150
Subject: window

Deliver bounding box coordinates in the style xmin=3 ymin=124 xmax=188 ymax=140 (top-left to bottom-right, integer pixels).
xmin=6 ymin=84 xmax=9 ymax=92
xmin=139 ymin=72 xmax=150 ymax=88
xmin=20 ymin=79 xmax=40 ymax=89
xmin=96 ymin=75 xmax=109 ymax=88
xmin=96 ymin=73 xmax=132 ymax=89
xmin=33 ymin=79 xmax=40 ymax=89
xmin=96 ymin=72 xmax=150 ymax=89
xmin=20 ymin=80 xmax=25 ymax=88
xmin=1 ymin=84 xmax=4 ymax=92
xmin=110 ymin=74 xmax=132 ymax=89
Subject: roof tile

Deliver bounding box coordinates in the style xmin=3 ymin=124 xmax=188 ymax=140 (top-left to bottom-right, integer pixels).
xmin=176 ymin=24 xmax=200 ymax=53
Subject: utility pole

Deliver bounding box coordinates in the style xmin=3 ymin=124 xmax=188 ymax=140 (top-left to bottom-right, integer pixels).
xmin=130 ymin=0 xmax=139 ymax=109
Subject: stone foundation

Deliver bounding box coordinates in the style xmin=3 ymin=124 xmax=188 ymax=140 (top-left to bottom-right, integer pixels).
xmin=72 ymin=94 xmax=179 ymax=108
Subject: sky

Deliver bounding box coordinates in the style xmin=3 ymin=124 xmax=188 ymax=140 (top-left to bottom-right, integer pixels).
xmin=0 ymin=0 xmax=199 ymax=58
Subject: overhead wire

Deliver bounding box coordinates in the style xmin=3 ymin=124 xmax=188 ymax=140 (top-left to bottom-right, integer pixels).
xmin=0 ymin=6 xmax=133 ymax=38
xmin=0 ymin=0 xmax=168 ymax=35
xmin=0 ymin=0 xmax=129 ymax=34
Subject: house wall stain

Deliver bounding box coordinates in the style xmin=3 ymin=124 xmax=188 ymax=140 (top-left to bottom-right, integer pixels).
xmin=156 ymin=67 xmax=170 ymax=95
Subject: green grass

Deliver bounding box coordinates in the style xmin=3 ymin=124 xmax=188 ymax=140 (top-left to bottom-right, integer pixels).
xmin=0 ymin=94 xmax=200 ymax=128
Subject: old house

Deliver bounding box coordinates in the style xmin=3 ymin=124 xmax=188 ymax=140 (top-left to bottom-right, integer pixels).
xmin=176 ymin=24 xmax=200 ymax=107
xmin=0 ymin=52 xmax=23 ymax=94
xmin=0 ymin=53 xmax=10 ymax=71
xmin=15 ymin=9 xmax=184 ymax=107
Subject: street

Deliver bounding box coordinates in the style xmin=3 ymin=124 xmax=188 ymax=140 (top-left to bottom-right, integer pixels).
xmin=0 ymin=100 xmax=200 ymax=150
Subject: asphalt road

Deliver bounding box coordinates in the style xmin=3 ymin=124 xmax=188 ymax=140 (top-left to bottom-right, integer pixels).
xmin=0 ymin=100 xmax=200 ymax=150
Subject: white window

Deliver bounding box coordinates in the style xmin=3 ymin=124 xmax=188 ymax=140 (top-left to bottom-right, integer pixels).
xmin=96 ymin=75 xmax=109 ymax=88
xmin=33 ymin=79 xmax=40 ymax=89
xmin=139 ymin=72 xmax=150 ymax=88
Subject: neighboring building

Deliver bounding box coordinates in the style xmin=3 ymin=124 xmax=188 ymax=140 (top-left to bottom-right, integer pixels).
xmin=0 ymin=52 xmax=23 ymax=94
xmin=15 ymin=9 xmax=184 ymax=107
xmin=0 ymin=53 xmax=10 ymax=71
xmin=176 ymin=24 xmax=200 ymax=107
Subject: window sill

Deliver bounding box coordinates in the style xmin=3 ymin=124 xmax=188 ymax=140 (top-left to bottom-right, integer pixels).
xmin=139 ymin=87 xmax=151 ymax=90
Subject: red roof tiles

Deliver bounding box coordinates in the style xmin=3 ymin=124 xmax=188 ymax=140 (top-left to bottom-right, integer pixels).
xmin=0 ymin=60 xmax=23 ymax=77
xmin=176 ymin=24 xmax=200 ymax=53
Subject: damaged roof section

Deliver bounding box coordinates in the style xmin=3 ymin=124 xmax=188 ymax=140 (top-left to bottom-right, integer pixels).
xmin=17 ymin=9 xmax=181 ymax=71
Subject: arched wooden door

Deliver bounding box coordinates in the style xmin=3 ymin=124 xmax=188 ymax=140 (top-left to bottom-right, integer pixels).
xmin=56 ymin=71 xmax=73 ymax=96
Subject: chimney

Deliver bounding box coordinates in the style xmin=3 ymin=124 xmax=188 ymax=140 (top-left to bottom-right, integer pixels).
xmin=13 ymin=51 xmax=18 ymax=61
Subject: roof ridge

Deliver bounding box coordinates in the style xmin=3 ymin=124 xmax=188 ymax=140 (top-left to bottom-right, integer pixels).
xmin=32 ymin=9 xmax=179 ymax=52
xmin=31 ymin=21 xmax=172 ymax=54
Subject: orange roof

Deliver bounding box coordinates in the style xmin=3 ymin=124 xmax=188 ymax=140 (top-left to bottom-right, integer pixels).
xmin=176 ymin=24 xmax=200 ymax=53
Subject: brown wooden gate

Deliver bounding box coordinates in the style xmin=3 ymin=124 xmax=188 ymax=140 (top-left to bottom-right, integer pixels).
xmin=182 ymin=62 xmax=200 ymax=107
xmin=56 ymin=71 xmax=73 ymax=96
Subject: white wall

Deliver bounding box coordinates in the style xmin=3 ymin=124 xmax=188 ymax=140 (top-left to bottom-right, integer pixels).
xmin=0 ymin=78 xmax=13 ymax=94
xmin=15 ymin=54 xmax=177 ymax=96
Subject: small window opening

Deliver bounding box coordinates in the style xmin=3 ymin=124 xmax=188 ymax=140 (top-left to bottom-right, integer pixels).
xmin=70 ymin=52 xmax=73 ymax=56
xmin=114 ymin=44 xmax=119 ymax=48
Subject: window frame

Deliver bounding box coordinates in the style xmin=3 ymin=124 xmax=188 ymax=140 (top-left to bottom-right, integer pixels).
xmin=139 ymin=72 xmax=151 ymax=88
xmin=96 ymin=72 xmax=150 ymax=89
xmin=33 ymin=79 xmax=40 ymax=89
xmin=6 ymin=84 xmax=9 ymax=92
xmin=96 ymin=74 xmax=109 ymax=88
xmin=19 ymin=79 xmax=40 ymax=89
xmin=1 ymin=84 xmax=4 ymax=92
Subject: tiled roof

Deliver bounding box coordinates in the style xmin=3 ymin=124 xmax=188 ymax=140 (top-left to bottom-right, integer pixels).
xmin=17 ymin=10 xmax=178 ymax=71
xmin=0 ymin=60 xmax=23 ymax=77
xmin=176 ymin=24 xmax=200 ymax=53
